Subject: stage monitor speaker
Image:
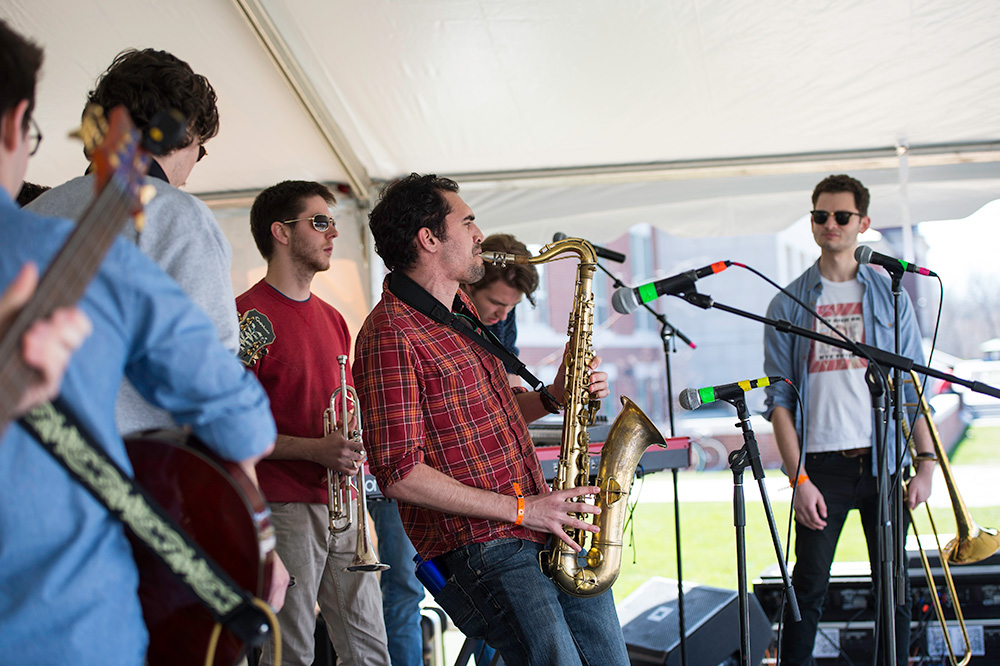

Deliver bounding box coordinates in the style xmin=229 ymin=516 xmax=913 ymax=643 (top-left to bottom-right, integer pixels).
xmin=619 ymin=577 xmax=773 ymax=666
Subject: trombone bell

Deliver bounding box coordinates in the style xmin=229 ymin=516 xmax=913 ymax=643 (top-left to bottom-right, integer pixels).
xmin=900 ymin=369 xmax=999 ymax=666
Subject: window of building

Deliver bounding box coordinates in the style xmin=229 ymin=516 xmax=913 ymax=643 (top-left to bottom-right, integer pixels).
xmin=518 ymin=244 xmax=549 ymax=328
xmin=593 ymin=271 xmax=610 ymax=327
xmin=629 ymin=225 xmax=656 ymax=333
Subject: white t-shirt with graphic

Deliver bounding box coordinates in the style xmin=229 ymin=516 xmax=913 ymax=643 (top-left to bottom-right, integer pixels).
xmin=805 ymin=276 xmax=872 ymax=453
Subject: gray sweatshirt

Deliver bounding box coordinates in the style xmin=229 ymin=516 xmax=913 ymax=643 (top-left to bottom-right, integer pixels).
xmin=28 ymin=174 xmax=240 ymax=435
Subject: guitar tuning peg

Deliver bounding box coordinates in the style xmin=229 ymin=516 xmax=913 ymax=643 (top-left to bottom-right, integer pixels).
xmin=72 ymin=105 xmax=107 ymax=157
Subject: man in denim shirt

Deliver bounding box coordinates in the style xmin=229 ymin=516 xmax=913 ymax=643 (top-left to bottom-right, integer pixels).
xmin=0 ymin=20 xmax=287 ymax=664
xmin=763 ymin=174 xmax=935 ymax=665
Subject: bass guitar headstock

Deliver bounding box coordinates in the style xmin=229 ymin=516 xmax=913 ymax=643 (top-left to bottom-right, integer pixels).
xmin=75 ymin=105 xmax=185 ymax=230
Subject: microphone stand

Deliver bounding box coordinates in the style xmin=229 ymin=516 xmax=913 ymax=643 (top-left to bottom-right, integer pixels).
xmin=675 ymin=288 xmax=1000 ymax=400
xmin=597 ymin=262 xmax=695 ymax=666
xmin=721 ymin=393 xmax=799 ymax=666
xmin=881 ymin=268 xmax=908 ymax=666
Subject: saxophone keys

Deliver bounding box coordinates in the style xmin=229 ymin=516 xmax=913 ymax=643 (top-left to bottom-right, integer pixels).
xmin=602 ymin=477 xmax=624 ymax=505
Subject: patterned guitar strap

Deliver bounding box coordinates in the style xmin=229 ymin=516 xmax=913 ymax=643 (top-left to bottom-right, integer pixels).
xmin=18 ymin=397 xmax=272 ymax=647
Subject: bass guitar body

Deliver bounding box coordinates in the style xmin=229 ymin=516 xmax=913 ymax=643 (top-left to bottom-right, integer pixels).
xmin=126 ymin=431 xmax=275 ymax=666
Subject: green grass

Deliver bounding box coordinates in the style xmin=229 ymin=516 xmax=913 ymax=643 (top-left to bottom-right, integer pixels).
xmin=949 ymin=424 xmax=1000 ymax=465
xmin=612 ymin=500 xmax=1000 ymax=603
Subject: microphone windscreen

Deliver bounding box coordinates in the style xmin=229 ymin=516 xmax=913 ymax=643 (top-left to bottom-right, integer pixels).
xmin=611 ymin=288 xmax=639 ymax=315
xmin=854 ymin=245 xmax=873 ymax=264
xmin=553 ymin=232 xmax=568 ymax=242
xmin=678 ymin=388 xmax=702 ymax=411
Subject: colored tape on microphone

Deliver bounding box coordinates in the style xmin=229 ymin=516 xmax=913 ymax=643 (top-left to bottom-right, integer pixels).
xmin=638 ymin=282 xmax=658 ymax=304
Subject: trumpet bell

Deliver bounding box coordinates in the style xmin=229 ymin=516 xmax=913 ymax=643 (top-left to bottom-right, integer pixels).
xmin=346 ymin=560 xmax=391 ymax=573
xmin=343 ymin=507 xmax=390 ymax=572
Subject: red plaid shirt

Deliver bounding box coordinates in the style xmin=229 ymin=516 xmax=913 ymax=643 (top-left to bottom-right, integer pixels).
xmin=354 ymin=278 xmax=548 ymax=559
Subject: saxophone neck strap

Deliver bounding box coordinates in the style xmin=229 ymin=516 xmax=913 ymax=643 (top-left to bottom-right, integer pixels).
xmin=387 ymin=271 xmax=560 ymax=409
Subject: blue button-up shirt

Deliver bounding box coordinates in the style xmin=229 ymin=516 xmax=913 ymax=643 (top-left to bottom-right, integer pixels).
xmin=0 ymin=190 xmax=276 ymax=665
xmin=763 ymin=261 xmax=925 ymax=475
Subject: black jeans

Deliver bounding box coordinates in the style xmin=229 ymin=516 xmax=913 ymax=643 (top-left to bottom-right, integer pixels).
xmin=780 ymin=452 xmax=911 ymax=666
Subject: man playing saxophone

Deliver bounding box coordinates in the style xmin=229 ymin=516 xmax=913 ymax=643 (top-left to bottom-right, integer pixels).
xmin=354 ymin=173 xmax=630 ymax=666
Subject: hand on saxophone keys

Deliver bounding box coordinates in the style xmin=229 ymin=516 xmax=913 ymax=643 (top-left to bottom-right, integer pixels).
xmin=550 ymin=352 xmax=610 ymax=402
xmin=521 ymin=486 xmax=603 ymax=553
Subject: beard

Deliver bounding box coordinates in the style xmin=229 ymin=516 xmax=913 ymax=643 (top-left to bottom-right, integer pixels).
xmin=464 ymin=260 xmax=486 ymax=284
xmin=289 ymin=235 xmax=330 ymax=274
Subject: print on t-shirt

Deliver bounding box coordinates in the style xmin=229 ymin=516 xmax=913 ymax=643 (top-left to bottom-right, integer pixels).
xmin=809 ymin=302 xmax=867 ymax=373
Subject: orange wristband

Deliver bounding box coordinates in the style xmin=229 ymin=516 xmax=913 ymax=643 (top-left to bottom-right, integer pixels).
xmin=512 ymin=482 xmax=525 ymax=526
xmin=790 ymin=474 xmax=809 ymax=488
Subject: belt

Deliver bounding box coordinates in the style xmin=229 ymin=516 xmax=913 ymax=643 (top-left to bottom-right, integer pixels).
xmin=810 ymin=447 xmax=872 ymax=458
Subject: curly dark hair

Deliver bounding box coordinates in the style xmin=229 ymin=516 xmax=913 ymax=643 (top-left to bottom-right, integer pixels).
xmin=86 ymin=48 xmax=219 ymax=151
xmin=0 ymin=19 xmax=43 ymax=131
xmin=468 ymin=234 xmax=539 ymax=306
xmin=812 ymin=174 xmax=870 ymax=216
xmin=16 ymin=181 xmax=50 ymax=207
xmin=368 ymin=173 xmax=460 ymax=272
xmin=250 ymin=180 xmax=336 ymax=261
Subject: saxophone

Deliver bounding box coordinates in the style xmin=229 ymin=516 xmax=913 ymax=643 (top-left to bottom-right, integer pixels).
xmin=482 ymin=237 xmax=666 ymax=597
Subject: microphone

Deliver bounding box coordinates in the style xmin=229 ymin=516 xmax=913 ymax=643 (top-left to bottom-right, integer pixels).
xmin=679 ymin=376 xmax=784 ymax=410
xmin=553 ymin=232 xmax=626 ymax=263
xmin=855 ymin=245 xmax=937 ymax=277
xmin=612 ymin=261 xmax=731 ymax=315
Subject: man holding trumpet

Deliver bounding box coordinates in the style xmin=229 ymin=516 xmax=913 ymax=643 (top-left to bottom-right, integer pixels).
xmin=237 ymin=180 xmax=390 ymax=666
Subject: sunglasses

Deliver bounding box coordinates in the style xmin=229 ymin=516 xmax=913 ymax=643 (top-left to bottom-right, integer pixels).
xmin=810 ymin=210 xmax=863 ymax=226
xmin=280 ymin=214 xmax=335 ymax=232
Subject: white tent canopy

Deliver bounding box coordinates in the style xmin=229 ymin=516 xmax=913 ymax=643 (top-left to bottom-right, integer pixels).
xmin=6 ymin=0 xmax=999 ymax=246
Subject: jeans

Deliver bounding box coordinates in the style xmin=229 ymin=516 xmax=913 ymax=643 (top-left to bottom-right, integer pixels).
xmin=436 ymin=538 xmax=629 ymax=666
xmin=369 ymin=499 xmax=425 ymax=666
xmin=780 ymin=452 xmax=911 ymax=666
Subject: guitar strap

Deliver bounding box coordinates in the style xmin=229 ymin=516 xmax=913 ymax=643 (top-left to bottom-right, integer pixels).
xmin=18 ymin=398 xmax=271 ymax=647
xmin=387 ymin=271 xmax=562 ymax=412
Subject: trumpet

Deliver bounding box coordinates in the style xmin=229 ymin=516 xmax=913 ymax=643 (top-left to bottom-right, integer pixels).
xmin=900 ymin=369 xmax=1000 ymax=666
xmin=325 ymin=354 xmax=389 ymax=573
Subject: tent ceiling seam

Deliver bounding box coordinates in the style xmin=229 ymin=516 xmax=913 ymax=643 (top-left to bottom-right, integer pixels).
xmin=230 ymin=0 xmax=375 ymax=204
xmin=448 ymin=142 xmax=1000 ymax=191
